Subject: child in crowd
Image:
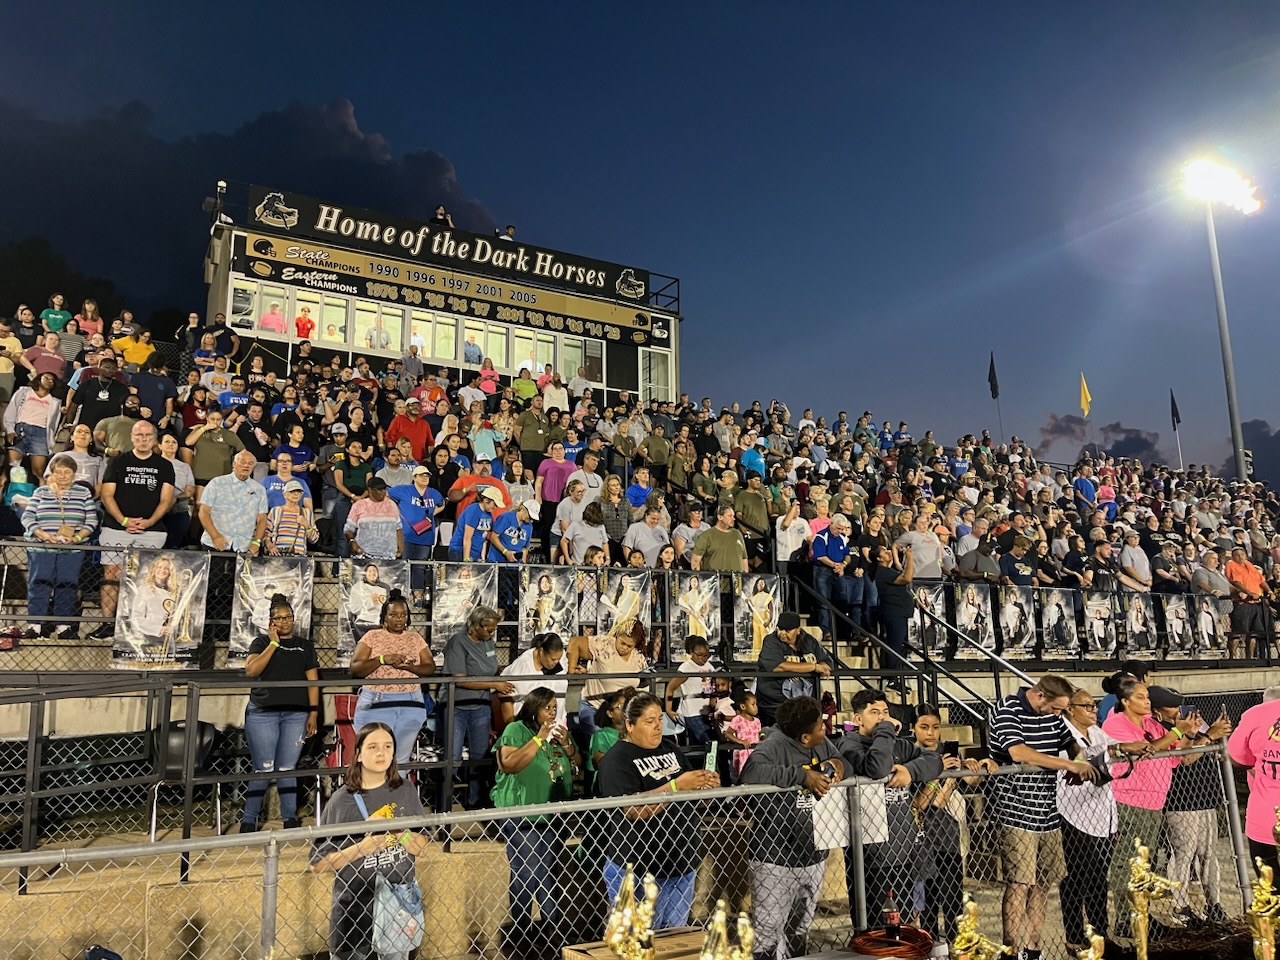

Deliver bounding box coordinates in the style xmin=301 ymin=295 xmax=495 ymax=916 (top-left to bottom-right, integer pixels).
xmin=589 ymin=689 xmax=631 ymax=777
xmin=722 ymin=685 xmax=762 ymax=781
xmin=664 ymin=637 xmax=717 ymax=744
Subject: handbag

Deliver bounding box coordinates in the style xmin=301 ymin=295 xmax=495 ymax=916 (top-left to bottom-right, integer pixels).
xmin=353 ymin=794 xmax=425 ymax=954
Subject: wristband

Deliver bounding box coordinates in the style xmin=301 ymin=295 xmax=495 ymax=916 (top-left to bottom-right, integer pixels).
xmin=250 ymin=539 xmax=261 ymax=547
xmin=269 ymin=640 xmax=281 ymax=649
xmin=378 ymin=654 xmax=385 ymax=666
xmin=398 ymin=830 xmax=412 ymax=847
xmin=532 ymin=736 xmax=544 ymax=747
xmin=1170 ymin=727 xmax=1183 ymax=740
xmin=670 ymin=781 xmax=678 ymax=793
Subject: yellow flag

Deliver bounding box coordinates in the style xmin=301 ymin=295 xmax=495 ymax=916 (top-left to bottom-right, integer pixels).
xmin=1080 ymin=373 xmax=1092 ymax=418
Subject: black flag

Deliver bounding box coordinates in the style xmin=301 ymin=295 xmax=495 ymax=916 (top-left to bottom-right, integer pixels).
xmin=1170 ymin=389 xmax=1181 ymax=432
xmin=988 ymin=352 xmax=999 ymax=400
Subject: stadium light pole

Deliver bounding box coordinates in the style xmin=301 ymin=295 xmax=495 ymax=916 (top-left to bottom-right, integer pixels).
xmin=1182 ymin=159 xmax=1260 ymax=482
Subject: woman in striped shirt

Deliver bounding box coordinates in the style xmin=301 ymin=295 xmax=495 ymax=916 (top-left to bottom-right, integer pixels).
xmin=21 ymin=453 xmax=97 ymax=637
xmin=265 ymin=479 xmax=318 ymax=556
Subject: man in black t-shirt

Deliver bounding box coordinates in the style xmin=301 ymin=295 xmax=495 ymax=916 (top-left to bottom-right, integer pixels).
xmin=64 ymin=355 xmax=129 ymax=430
xmin=94 ymin=420 xmax=175 ymax=638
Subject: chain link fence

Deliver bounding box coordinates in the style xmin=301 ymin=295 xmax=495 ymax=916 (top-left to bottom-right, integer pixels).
xmin=0 ymin=740 xmax=1254 ymax=960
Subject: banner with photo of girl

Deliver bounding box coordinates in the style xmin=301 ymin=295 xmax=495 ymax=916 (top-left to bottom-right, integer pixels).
xmin=731 ymin=573 xmax=778 ymax=662
xmin=997 ymin=585 xmax=1035 ymax=659
xmin=597 ymin=569 xmax=652 ymax=643
xmin=1082 ymin=592 xmax=1119 ymax=660
xmin=113 ymin=550 xmax=210 ymax=670
xmin=670 ymin=572 xmax=720 ymax=662
xmin=519 ymin=567 xmax=577 ymax=647
xmin=1121 ymin=593 xmax=1159 ymax=657
xmin=908 ymin=583 xmax=948 ymax=661
xmin=1038 ymin=587 xmax=1080 ymax=660
xmin=228 ymin=556 xmax=315 ymax=667
xmin=430 ymin=562 xmax=498 ymax=655
xmin=1163 ymin=594 xmax=1229 ymax=661
xmin=951 ymin=582 xmax=994 ymax=659
xmin=339 ymin=559 xmax=410 ymax=666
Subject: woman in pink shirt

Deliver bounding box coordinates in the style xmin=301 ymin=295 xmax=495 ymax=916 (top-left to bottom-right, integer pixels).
xmin=1100 ymin=680 xmax=1199 ymax=937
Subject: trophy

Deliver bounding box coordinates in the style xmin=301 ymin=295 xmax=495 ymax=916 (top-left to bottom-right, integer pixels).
xmin=1251 ymin=856 xmax=1280 ymax=960
xmin=605 ymin=864 xmax=658 ymax=960
xmin=698 ymin=899 xmax=754 ymax=960
xmin=951 ymin=893 xmax=1010 ymax=960
xmin=1127 ymin=837 xmax=1179 ymax=960
xmin=1075 ymin=924 xmax=1105 ymax=960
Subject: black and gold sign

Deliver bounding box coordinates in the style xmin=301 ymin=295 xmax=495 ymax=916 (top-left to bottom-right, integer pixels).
xmin=247 ymin=185 xmax=651 ymax=306
xmin=235 ymin=232 xmax=659 ymax=345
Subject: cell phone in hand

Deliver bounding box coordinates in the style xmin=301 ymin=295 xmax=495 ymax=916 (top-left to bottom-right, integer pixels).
xmin=704 ymin=741 xmax=718 ymax=772
xmin=942 ymin=740 xmax=960 ymax=757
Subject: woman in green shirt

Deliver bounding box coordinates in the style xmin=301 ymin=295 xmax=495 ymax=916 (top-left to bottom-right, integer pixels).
xmin=493 ymin=686 xmax=576 ymax=953
xmin=40 ymin=293 xmax=72 ymax=334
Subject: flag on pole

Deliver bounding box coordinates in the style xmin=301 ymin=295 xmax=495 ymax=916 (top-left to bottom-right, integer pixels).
xmin=988 ymin=352 xmax=999 ymax=400
xmin=1170 ymin=389 xmax=1181 ymax=432
xmin=1079 ymin=373 xmax=1092 ymax=418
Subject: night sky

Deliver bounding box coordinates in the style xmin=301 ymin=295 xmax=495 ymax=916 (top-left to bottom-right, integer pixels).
xmin=4 ymin=2 xmax=1280 ymax=476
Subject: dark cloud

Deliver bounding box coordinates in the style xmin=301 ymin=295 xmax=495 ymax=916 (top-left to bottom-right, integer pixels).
xmin=1217 ymin=419 xmax=1280 ymax=484
xmin=1038 ymin=413 xmax=1165 ymax=465
xmin=0 ymin=98 xmax=494 ymax=312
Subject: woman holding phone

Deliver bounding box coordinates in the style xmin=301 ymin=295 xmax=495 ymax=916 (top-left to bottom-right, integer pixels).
xmin=240 ymin=593 xmax=320 ymax=832
xmin=493 ymin=686 xmax=577 ymax=954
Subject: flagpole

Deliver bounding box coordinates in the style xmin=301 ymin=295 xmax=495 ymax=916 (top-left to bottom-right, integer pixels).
xmin=995 ymin=397 xmax=1005 ymax=446
xmin=1175 ymin=429 xmax=1184 ymax=471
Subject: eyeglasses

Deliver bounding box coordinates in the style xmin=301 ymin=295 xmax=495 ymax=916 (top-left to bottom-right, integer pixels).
xmin=1070 ymin=701 xmax=1098 ymax=710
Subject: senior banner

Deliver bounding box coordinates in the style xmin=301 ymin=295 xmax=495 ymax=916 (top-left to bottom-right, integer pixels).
xmin=731 ymin=573 xmax=779 ymax=662
xmin=672 ymin=572 xmax=721 ymax=661
xmin=908 ymin=583 xmax=948 ymax=661
xmin=338 ymin=559 xmax=410 ymax=666
xmin=519 ymin=567 xmax=577 ymax=646
xmin=598 ymin=569 xmax=652 ymax=640
xmin=1161 ymin=594 xmax=1197 ymax=660
xmin=113 ymin=550 xmax=210 ymax=670
xmin=1038 ymin=588 xmax=1080 ymax=660
xmin=1188 ymin=595 xmax=1230 ymax=660
xmin=228 ymin=556 xmax=315 ymax=667
xmin=1121 ymin=592 xmax=1159 ymax=656
xmin=952 ymin=582 xmax=995 ymax=659
xmin=1082 ymin=591 xmax=1120 ymax=660
xmin=996 ymin=585 xmax=1035 ymax=659
xmin=430 ymin=562 xmax=498 ymax=655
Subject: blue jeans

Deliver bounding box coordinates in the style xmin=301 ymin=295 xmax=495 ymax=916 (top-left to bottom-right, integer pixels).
xmin=352 ymin=689 xmax=425 ymax=764
xmin=813 ymin=566 xmax=854 ymax=635
xmin=452 ymin=704 xmax=492 ymax=807
xmin=501 ymin=819 xmax=566 ymax=935
xmin=683 ymin=714 xmax=714 ymax=745
xmin=402 ymin=541 xmax=432 ymax=592
xmin=331 ymin=496 xmax=353 ymax=557
xmin=27 ymin=548 xmax=82 ymax=629
xmin=242 ymin=702 xmax=309 ymax=824
xmin=577 ymin=700 xmax=600 ymax=740
xmin=604 ymin=859 xmax=695 ymax=929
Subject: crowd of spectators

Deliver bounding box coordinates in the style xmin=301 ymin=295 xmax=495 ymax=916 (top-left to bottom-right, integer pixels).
xmin=4 ymin=293 xmax=1280 ymax=660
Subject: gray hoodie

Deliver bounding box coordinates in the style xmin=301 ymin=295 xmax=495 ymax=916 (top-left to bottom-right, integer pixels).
xmin=740 ymin=728 xmax=841 ymax=867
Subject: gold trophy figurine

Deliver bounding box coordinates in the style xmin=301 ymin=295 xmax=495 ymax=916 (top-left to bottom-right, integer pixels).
xmin=698 ymin=899 xmax=755 ymax=960
xmin=951 ymin=893 xmax=1011 ymax=960
xmin=1127 ymin=837 xmax=1180 ymax=960
xmin=1250 ymin=857 xmax=1280 ymax=960
xmin=605 ymin=864 xmax=658 ymax=960
xmin=1075 ymin=924 xmax=1105 ymax=960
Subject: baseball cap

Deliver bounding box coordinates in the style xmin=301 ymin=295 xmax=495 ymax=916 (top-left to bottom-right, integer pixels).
xmin=283 ymin=480 xmax=305 ymax=493
xmin=1148 ymin=686 xmax=1183 ymax=710
xmin=412 ymin=465 xmax=431 ymax=477
xmin=366 ymin=477 xmax=387 ymax=491
xmin=522 ymin=500 xmax=541 ymax=520
xmin=476 ymin=453 xmax=491 ymax=462
xmin=330 ymin=423 xmax=348 ymax=435
xmin=406 ymin=397 xmax=421 ymax=406
xmin=479 ymin=485 xmax=505 ymax=504
xmin=777 ymin=612 xmax=802 ymax=631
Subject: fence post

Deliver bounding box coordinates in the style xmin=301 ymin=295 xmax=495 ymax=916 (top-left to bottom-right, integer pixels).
xmin=1217 ymin=738 xmax=1254 ymax=906
xmin=260 ymin=837 xmax=280 ymax=959
xmin=845 ymin=779 xmax=867 ymax=932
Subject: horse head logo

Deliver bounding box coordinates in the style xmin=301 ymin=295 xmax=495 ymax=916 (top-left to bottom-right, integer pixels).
xmin=254 ymin=191 xmax=299 ymax=229
xmin=616 ymin=268 xmax=645 ymax=300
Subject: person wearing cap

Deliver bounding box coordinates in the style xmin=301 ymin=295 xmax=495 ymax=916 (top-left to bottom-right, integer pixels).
xmin=384 ymin=395 xmax=434 ymax=462
xmin=447 ymin=454 xmax=511 ymax=518
xmin=754 ymin=611 xmax=834 ymax=728
xmin=811 ymin=514 xmax=857 ymax=639
xmin=486 ymin=498 xmax=538 ymax=563
xmin=265 ymin=478 xmax=319 ymax=555
xmin=452 ymin=484 xmax=505 ymax=562
xmin=316 ymin=421 xmax=350 ymax=519
xmin=344 ymin=476 xmax=403 ymax=560
xmin=1150 ymin=687 xmax=1232 ymax=926
xmin=388 ymin=466 xmax=443 ymax=605
xmin=739 ymin=435 xmax=767 ymax=480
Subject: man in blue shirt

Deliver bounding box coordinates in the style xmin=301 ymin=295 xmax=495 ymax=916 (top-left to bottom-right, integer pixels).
xmin=998 ymin=537 xmax=1037 ymax=586
xmin=739 ymin=437 xmax=767 ymax=480
xmin=1072 ymin=466 xmax=1098 ymax=520
xmin=389 ymin=465 xmax=444 ymax=606
xmin=451 ymin=484 xmax=502 ymax=561
xmin=130 ymin=356 xmax=178 ymax=427
xmin=811 ymin=514 xmax=858 ymax=637
xmin=217 ymin=375 xmax=251 ymax=412
xmin=485 ymin=499 xmax=538 ymax=563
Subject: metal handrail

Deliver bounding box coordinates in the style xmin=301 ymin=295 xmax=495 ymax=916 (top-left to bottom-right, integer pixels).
xmin=915 ymin=599 xmax=1034 ymax=689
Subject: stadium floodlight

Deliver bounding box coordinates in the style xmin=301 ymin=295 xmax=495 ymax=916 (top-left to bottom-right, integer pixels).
xmin=1182 ymin=159 xmax=1262 ymax=214
xmin=1182 ymin=157 xmax=1261 ymax=482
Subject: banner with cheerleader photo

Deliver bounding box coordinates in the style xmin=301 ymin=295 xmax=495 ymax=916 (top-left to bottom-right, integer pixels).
xmin=113 ymin=550 xmax=209 ymax=669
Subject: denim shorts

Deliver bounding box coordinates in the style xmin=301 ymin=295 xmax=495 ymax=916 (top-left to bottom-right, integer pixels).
xmin=13 ymin=424 xmax=49 ymax=457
